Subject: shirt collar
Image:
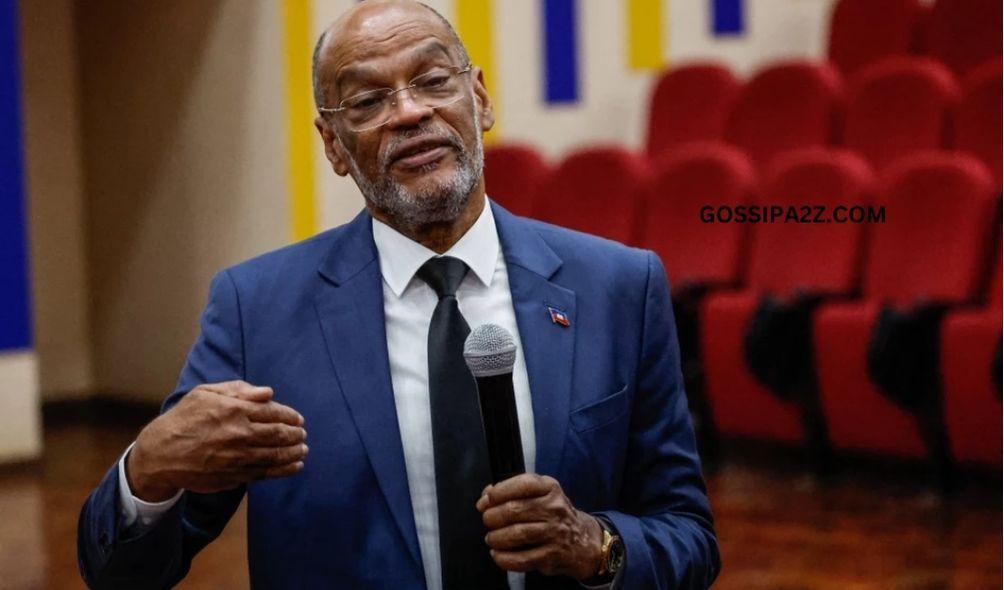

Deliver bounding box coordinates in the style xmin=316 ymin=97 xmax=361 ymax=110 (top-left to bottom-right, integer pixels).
xmin=371 ymin=198 xmax=500 ymax=298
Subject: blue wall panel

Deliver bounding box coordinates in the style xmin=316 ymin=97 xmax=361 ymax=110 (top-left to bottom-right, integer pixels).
xmin=0 ymin=0 xmax=32 ymax=351
xmin=542 ymin=0 xmax=579 ymax=104
xmin=712 ymin=0 xmax=745 ymax=36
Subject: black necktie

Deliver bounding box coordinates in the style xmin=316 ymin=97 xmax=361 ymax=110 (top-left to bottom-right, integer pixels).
xmin=417 ymin=256 xmax=508 ymax=590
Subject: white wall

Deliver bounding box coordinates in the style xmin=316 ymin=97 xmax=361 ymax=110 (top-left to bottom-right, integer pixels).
xmin=78 ymin=1 xmax=289 ymax=400
xmin=670 ymin=0 xmax=835 ymax=76
xmin=0 ymin=352 xmax=42 ymax=462
xmin=19 ymin=0 xmax=93 ymax=399
xmin=493 ymin=1 xmax=658 ymax=159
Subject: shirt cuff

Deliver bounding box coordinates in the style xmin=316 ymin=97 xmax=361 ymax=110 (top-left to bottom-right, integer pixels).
xmin=117 ymin=441 xmax=183 ymax=530
xmin=579 ymin=567 xmax=621 ymax=590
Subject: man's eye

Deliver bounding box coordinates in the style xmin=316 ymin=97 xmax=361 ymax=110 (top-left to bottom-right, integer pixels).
xmin=420 ymin=74 xmax=450 ymax=89
xmin=349 ymin=96 xmax=383 ymax=110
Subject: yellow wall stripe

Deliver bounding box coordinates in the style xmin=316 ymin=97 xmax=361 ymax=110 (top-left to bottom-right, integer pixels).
xmin=627 ymin=0 xmax=665 ymax=70
xmin=282 ymin=0 xmax=318 ymax=241
xmin=454 ymin=0 xmax=499 ymax=143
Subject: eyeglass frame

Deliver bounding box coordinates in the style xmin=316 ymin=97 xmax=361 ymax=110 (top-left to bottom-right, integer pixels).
xmin=317 ymin=64 xmax=475 ymax=132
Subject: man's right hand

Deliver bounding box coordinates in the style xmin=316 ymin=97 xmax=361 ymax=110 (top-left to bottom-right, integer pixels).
xmin=125 ymin=380 xmax=308 ymax=502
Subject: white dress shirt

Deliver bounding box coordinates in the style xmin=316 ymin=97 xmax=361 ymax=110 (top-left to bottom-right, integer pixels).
xmin=117 ymin=199 xmax=539 ymax=590
xmin=373 ymin=199 xmax=537 ymax=590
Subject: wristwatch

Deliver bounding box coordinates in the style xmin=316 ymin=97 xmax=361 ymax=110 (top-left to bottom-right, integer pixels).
xmin=584 ymin=516 xmax=625 ymax=584
xmin=596 ymin=518 xmax=625 ymax=577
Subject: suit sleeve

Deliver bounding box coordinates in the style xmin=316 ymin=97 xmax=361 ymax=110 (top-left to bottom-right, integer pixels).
xmin=77 ymin=270 xmax=249 ymax=590
xmin=594 ymin=251 xmax=721 ymax=589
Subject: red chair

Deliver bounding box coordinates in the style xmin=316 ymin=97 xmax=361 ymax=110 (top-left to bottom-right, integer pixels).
xmin=827 ymin=0 xmax=926 ymax=76
xmin=725 ymin=61 xmax=842 ymax=170
xmin=484 ymin=144 xmax=550 ymax=218
xmin=636 ymin=143 xmax=755 ymax=465
xmin=701 ymin=149 xmax=873 ymax=442
xmin=533 ymin=146 xmax=647 ymax=245
xmin=923 ymin=0 xmax=1003 ymax=77
xmin=843 ymin=57 xmax=958 ymax=172
xmin=646 ymin=64 xmax=741 ymax=159
xmin=637 ymin=143 xmax=754 ymax=289
xmin=955 ymin=59 xmax=1003 ymax=188
xmin=942 ymin=257 xmax=1002 ymax=466
xmin=813 ymin=153 xmax=997 ymax=458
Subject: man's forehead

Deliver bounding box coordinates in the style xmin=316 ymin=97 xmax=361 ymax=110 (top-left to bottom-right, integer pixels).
xmin=319 ymin=5 xmax=459 ymax=85
xmin=324 ymin=3 xmax=453 ymax=63
xmin=335 ymin=38 xmax=454 ymax=81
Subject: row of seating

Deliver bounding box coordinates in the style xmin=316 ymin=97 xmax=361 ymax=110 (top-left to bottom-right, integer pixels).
xmin=827 ymin=0 xmax=1001 ymax=77
xmin=484 ymin=143 xmax=1001 ymax=472
xmin=481 ymin=0 xmax=1003 ymax=479
xmin=644 ymin=0 xmax=1002 ymax=184
xmin=645 ymin=56 xmax=1001 ymax=185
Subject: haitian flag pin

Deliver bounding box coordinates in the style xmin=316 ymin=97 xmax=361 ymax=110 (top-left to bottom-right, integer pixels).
xmin=548 ymin=306 xmax=570 ymax=327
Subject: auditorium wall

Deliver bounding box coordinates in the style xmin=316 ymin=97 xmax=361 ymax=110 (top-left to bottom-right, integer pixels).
xmin=75 ymin=1 xmax=289 ymax=401
xmin=21 ymin=0 xmax=839 ymax=403
xmin=2 ymin=1 xmax=41 ymax=462
xmin=19 ymin=0 xmax=92 ymax=400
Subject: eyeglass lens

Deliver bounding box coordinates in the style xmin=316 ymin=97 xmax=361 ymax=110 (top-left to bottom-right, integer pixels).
xmin=340 ymin=68 xmax=469 ymax=131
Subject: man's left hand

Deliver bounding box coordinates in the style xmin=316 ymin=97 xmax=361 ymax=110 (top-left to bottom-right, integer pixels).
xmin=476 ymin=473 xmax=604 ymax=581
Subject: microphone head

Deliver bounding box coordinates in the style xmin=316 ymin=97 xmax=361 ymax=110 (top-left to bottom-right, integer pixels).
xmin=463 ymin=324 xmax=517 ymax=377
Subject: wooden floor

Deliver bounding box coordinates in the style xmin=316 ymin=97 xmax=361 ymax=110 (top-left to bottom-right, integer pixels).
xmin=0 ymin=416 xmax=999 ymax=589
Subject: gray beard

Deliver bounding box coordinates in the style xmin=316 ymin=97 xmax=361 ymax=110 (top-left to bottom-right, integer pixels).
xmin=343 ymin=101 xmax=484 ymax=234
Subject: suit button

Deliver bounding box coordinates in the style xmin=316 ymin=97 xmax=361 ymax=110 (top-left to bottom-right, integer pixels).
xmin=99 ymin=532 xmax=110 ymax=546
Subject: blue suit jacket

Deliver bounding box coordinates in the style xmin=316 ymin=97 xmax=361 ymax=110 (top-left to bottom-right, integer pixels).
xmin=78 ymin=203 xmax=720 ymax=589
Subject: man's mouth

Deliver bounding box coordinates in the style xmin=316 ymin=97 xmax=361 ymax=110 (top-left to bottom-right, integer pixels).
xmin=388 ymin=137 xmax=456 ymax=171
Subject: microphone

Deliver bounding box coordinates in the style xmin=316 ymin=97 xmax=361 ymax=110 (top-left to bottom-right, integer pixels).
xmin=463 ymin=324 xmax=526 ymax=483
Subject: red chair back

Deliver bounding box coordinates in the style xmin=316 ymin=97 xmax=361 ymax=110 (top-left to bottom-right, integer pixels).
xmin=843 ymin=57 xmax=958 ymax=171
xmin=638 ymin=142 xmax=754 ymax=287
xmin=534 ymin=146 xmax=647 ymax=245
xmin=646 ymin=64 xmax=741 ymax=159
xmin=923 ymin=0 xmax=1003 ymax=76
xmin=484 ymin=144 xmax=550 ymax=218
xmin=989 ymin=249 xmax=1002 ymax=309
xmin=955 ymin=59 xmax=1003 ymax=187
xmin=828 ymin=0 xmax=925 ymax=76
xmin=725 ymin=61 xmax=842 ymax=169
xmin=746 ymin=148 xmax=874 ymax=296
xmin=864 ymin=152 xmax=997 ymax=305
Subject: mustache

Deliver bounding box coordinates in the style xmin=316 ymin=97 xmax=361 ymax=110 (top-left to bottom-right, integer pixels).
xmin=379 ymin=125 xmax=464 ymax=170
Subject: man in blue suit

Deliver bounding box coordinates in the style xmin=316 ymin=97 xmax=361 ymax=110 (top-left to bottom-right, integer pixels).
xmin=77 ymin=1 xmax=719 ymax=588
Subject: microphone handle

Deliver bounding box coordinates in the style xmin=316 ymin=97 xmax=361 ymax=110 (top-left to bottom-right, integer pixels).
xmin=474 ymin=373 xmax=526 ymax=483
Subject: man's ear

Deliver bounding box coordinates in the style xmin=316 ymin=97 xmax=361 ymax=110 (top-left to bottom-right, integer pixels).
xmin=314 ymin=116 xmax=351 ymax=177
xmin=472 ymin=67 xmax=495 ymax=133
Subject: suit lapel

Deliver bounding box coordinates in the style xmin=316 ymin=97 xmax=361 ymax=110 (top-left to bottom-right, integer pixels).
xmin=493 ymin=203 xmax=576 ymax=478
xmin=313 ymin=211 xmax=423 ymax=571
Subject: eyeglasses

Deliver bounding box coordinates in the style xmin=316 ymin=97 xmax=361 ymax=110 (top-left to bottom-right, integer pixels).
xmin=319 ymin=65 xmax=474 ymax=132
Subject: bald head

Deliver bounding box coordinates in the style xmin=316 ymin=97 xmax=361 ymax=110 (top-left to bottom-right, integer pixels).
xmin=312 ymin=0 xmax=470 ymax=109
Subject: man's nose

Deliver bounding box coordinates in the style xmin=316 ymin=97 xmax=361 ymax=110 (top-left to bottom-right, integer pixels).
xmin=385 ymin=89 xmax=434 ymax=128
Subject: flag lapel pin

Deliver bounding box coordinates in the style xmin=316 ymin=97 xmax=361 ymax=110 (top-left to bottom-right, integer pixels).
xmin=547 ymin=306 xmax=570 ymax=327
